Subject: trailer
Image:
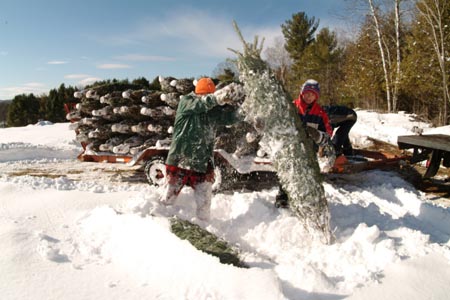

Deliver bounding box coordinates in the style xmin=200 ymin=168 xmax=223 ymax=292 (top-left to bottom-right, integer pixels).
xmin=76 ymin=134 xmax=450 ymax=190
xmin=331 ymin=149 xmax=408 ymax=174
xmin=77 ymin=144 xmax=409 ymax=190
xmin=397 ymin=134 xmax=450 ymax=178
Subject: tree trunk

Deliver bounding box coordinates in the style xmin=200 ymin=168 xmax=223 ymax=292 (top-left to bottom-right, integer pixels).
xmin=368 ymin=0 xmax=393 ymax=112
xmin=393 ymin=0 xmax=402 ymax=112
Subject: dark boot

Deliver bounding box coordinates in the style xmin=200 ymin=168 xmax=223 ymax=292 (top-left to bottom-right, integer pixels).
xmin=342 ymin=145 xmax=354 ymax=156
xmin=275 ymin=187 xmax=289 ymax=208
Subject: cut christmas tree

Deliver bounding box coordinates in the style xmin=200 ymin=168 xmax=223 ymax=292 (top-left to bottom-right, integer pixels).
xmin=229 ymin=21 xmax=333 ymax=244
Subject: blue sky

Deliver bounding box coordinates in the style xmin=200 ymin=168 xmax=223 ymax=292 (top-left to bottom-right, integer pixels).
xmin=0 ymin=0 xmax=347 ymax=100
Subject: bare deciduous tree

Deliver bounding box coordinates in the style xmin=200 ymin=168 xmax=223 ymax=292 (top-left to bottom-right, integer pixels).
xmin=416 ymin=0 xmax=449 ymax=125
xmin=393 ymin=0 xmax=402 ymax=112
xmin=344 ymin=0 xmax=406 ymax=112
xmin=368 ymin=0 xmax=394 ymax=111
xmin=263 ymin=36 xmax=293 ymax=86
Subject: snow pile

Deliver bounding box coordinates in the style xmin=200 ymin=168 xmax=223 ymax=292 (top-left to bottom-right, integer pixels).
xmin=350 ymin=110 xmax=434 ymax=146
xmin=0 ymin=110 xmax=450 ymax=300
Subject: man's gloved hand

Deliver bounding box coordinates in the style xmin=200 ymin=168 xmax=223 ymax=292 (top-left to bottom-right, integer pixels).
xmin=318 ymin=138 xmax=336 ymax=158
xmin=214 ymin=82 xmax=245 ymax=105
xmin=318 ymin=138 xmax=337 ymax=173
xmin=305 ymin=126 xmax=329 ymax=146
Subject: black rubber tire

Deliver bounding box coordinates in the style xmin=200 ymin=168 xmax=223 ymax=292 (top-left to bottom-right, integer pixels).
xmin=213 ymin=162 xmax=239 ymax=192
xmin=424 ymin=150 xmax=442 ymax=178
xmin=144 ymin=156 xmax=167 ymax=186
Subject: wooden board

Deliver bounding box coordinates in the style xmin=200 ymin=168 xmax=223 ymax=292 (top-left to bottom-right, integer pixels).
xmin=397 ymin=134 xmax=450 ymax=152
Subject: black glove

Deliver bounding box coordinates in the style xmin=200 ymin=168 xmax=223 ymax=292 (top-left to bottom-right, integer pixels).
xmin=318 ymin=138 xmax=336 ymax=158
xmin=305 ymin=126 xmax=329 ymax=146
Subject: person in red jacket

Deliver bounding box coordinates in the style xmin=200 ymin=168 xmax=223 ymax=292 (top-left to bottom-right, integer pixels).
xmin=275 ymin=79 xmax=333 ymax=208
xmin=293 ymin=79 xmax=333 ymax=138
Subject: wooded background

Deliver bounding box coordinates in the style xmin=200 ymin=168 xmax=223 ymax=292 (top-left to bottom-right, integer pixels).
xmin=2 ymin=0 xmax=449 ymax=127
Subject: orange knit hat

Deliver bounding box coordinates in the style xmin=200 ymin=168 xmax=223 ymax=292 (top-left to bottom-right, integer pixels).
xmin=195 ymin=77 xmax=216 ymax=94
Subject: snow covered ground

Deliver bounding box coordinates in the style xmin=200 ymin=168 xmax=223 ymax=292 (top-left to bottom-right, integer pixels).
xmin=1 ymin=110 xmax=450 ymax=300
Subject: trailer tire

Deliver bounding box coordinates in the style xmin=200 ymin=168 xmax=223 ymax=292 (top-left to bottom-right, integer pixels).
xmin=424 ymin=150 xmax=443 ymax=178
xmin=212 ymin=162 xmax=238 ymax=192
xmin=144 ymin=156 xmax=167 ymax=187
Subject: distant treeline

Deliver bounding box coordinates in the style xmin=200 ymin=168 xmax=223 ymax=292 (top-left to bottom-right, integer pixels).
xmin=0 ymin=100 xmax=11 ymax=127
xmin=4 ymin=77 xmax=158 ymax=127
xmin=3 ymin=0 xmax=450 ymax=127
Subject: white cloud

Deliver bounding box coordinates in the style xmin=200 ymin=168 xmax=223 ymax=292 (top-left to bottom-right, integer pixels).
xmin=97 ymin=63 xmax=131 ymax=69
xmin=247 ymin=26 xmax=283 ymax=50
xmin=137 ymin=10 xmax=242 ymax=57
xmin=47 ymin=60 xmax=68 ymax=65
xmin=24 ymin=82 xmax=45 ymax=88
xmin=113 ymin=54 xmax=175 ymax=62
xmin=0 ymin=82 xmax=48 ymax=99
xmin=64 ymin=74 xmax=91 ymax=79
xmin=78 ymin=77 xmax=102 ymax=86
xmin=101 ymin=8 xmax=282 ymax=58
xmin=0 ymin=51 xmax=7 ymax=56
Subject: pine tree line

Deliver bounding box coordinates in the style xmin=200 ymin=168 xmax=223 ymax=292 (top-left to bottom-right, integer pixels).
xmin=4 ymin=78 xmax=155 ymax=127
xmin=266 ymin=0 xmax=450 ymax=126
xmin=3 ymin=0 xmax=448 ymax=127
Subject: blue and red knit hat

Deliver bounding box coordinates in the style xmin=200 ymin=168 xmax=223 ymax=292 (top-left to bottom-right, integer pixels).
xmin=300 ymin=79 xmax=320 ymax=100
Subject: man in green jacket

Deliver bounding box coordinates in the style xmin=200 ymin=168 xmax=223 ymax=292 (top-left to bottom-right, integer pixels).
xmin=161 ymin=77 xmax=242 ymax=220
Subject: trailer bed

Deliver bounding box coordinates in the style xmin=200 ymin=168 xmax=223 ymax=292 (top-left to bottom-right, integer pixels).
xmin=398 ymin=134 xmax=450 ymax=152
xmin=397 ymin=134 xmax=450 ymax=178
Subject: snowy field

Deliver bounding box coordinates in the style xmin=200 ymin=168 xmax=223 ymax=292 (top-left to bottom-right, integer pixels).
xmin=1 ymin=110 xmax=450 ymax=300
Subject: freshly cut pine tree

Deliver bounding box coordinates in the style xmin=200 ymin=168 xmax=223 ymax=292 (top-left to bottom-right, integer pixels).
xmin=229 ymin=21 xmax=332 ymax=244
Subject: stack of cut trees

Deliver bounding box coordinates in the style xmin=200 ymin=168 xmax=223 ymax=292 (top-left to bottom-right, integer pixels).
xmin=68 ymin=76 xmax=261 ymax=158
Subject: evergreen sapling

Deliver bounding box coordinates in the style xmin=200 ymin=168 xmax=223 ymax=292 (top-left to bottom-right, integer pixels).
xmin=229 ymin=21 xmax=333 ymax=244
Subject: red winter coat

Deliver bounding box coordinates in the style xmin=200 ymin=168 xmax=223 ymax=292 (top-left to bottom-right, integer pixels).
xmin=293 ymin=97 xmax=333 ymax=136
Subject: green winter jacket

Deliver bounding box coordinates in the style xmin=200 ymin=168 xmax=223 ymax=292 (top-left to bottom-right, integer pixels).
xmin=165 ymin=93 xmax=239 ymax=173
